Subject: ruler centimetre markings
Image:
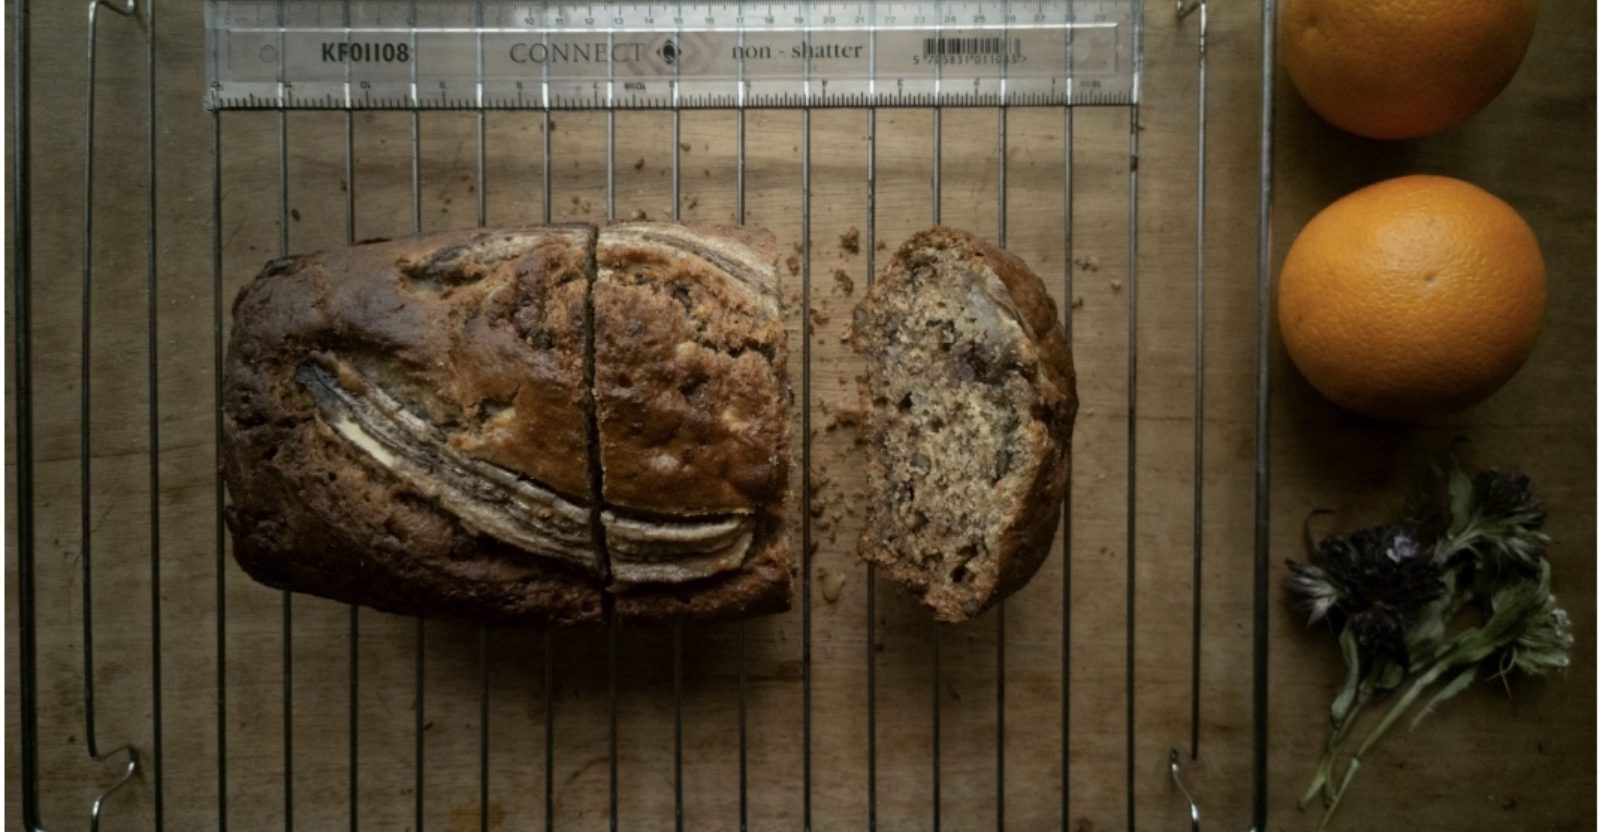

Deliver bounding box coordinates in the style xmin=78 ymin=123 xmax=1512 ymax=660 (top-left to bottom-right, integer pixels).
xmin=206 ymin=1 xmax=1136 ymax=110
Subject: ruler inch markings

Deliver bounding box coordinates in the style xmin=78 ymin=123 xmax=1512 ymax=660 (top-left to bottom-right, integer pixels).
xmin=206 ymin=0 xmax=1136 ymax=110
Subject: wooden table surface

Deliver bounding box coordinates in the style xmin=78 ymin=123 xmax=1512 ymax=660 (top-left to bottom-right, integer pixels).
xmin=8 ymin=2 xmax=1594 ymax=830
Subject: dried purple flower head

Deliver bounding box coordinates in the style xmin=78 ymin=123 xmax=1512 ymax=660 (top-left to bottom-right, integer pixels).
xmin=1472 ymin=470 xmax=1546 ymax=530
xmin=1285 ymin=525 xmax=1445 ymax=667
xmin=1446 ymin=469 xmax=1551 ymax=576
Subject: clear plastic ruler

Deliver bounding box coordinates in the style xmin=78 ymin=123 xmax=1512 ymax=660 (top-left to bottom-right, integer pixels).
xmin=205 ymin=1 xmax=1138 ymax=109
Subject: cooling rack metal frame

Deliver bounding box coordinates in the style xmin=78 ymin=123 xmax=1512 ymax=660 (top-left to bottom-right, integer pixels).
xmin=11 ymin=0 xmax=1275 ymax=829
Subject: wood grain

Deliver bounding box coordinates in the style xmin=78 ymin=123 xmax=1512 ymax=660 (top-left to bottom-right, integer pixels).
xmin=7 ymin=1 xmax=1593 ymax=830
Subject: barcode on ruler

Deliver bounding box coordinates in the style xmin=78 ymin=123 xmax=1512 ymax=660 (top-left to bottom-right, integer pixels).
xmin=921 ymin=36 xmax=1022 ymax=58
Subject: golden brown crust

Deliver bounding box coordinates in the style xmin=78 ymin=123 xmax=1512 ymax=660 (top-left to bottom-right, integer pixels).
xmin=223 ymin=226 xmax=604 ymax=625
xmin=592 ymin=223 xmax=793 ymax=619
xmin=223 ymin=223 xmax=793 ymax=626
xmin=592 ymin=223 xmax=789 ymax=515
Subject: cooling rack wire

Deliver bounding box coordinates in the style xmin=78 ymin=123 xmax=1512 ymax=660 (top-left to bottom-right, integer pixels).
xmin=12 ymin=0 xmax=1277 ymax=829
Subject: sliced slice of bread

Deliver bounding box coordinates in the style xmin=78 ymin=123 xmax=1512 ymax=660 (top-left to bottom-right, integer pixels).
xmin=851 ymin=227 xmax=1076 ymax=623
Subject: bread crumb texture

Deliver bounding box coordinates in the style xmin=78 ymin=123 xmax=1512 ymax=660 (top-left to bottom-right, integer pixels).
xmin=853 ymin=232 xmax=1050 ymax=621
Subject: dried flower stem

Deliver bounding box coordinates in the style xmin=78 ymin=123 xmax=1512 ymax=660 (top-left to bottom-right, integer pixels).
xmin=1316 ymin=660 xmax=1448 ymax=829
xmin=1290 ymin=460 xmax=1570 ymax=829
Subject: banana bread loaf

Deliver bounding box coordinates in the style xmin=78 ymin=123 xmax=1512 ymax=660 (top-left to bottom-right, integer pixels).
xmin=221 ymin=223 xmax=792 ymax=626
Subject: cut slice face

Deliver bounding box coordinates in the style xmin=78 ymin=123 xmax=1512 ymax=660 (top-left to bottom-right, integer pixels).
xmin=852 ymin=228 xmax=1074 ymax=623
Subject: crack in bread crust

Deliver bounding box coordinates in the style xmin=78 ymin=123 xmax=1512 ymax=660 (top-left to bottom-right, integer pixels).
xmin=222 ymin=224 xmax=794 ymax=625
xmin=592 ymin=223 xmax=792 ymax=620
xmin=297 ymin=357 xmax=763 ymax=585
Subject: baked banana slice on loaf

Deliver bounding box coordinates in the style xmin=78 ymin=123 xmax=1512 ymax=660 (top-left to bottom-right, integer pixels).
xmin=851 ymin=227 xmax=1077 ymax=623
xmin=221 ymin=223 xmax=792 ymax=625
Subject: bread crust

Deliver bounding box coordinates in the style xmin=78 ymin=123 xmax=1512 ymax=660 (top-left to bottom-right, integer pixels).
xmin=593 ymin=223 xmax=789 ymax=514
xmin=593 ymin=223 xmax=794 ymax=621
xmin=854 ymin=227 xmax=1077 ymax=622
xmin=223 ymin=223 xmax=793 ymax=626
xmin=223 ymin=226 xmax=604 ymax=624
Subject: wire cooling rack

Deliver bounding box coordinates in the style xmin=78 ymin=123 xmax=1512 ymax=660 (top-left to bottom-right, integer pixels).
xmin=12 ymin=1 xmax=1280 ymax=830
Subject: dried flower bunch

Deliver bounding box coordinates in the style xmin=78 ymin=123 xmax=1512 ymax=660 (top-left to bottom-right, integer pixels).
xmin=1285 ymin=453 xmax=1574 ymax=829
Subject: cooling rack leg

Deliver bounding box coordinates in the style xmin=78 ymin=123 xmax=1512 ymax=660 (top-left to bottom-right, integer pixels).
xmin=799 ymin=9 xmax=821 ymax=825
xmin=478 ymin=628 xmax=490 ymax=832
xmin=1060 ymin=28 xmax=1076 ymax=826
xmin=408 ymin=77 xmax=425 ymax=829
xmin=211 ymin=107 xmax=230 ymax=832
xmin=540 ymin=104 xmax=556 ymax=832
xmin=144 ymin=1 xmax=164 ymax=826
xmin=344 ymin=86 xmax=359 ymax=832
xmin=996 ymin=10 xmax=1014 ymax=824
xmin=1167 ymin=0 xmax=1213 ymax=820
xmin=1171 ymin=749 xmax=1202 ymax=832
xmin=800 ymin=102 xmax=816 ymax=832
xmin=74 ymin=3 xmax=145 ymax=830
xmin=929 ymin=100 xmax=943 ymax=832
xmin=605 ymin=106 xmax=619 ymax=832
xmin=276 ymin=55 xmax=295 ymax=823
xmin=1251 ymin=0 xmax=1279 ymax=827
xmin=863 ymin=103 xmax=879 ymax=832
xmin=1188 ymin=0 xmax=1210 ymax=769
xmin=474 ymin=36 xmax=492 ymax=822
xmin=15 ymin=0 xmax=41 ymax=825
xmin=995 ymin=98 xmax=1010 ymax=832
xmin=733 ymin=103 xmax=750 ymax=832
xmin=1125 ymin=1 xmax=1147 ymax=829
xmin=671 ymin=101 xmax=686 ymax=832
xmin=607 ymin=614 xmax=619 ymax=832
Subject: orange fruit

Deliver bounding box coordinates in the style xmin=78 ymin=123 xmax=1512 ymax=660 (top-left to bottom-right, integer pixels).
xmin=1277 ymin=175 xmax=1546 ymax=420
xmin=1281 ymin=0 xmax=1540 ymax=139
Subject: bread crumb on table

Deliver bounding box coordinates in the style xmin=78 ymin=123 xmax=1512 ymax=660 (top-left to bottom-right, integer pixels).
xmin=818 ymin=568 xmax=848 ymax=604
xmin=785 ymin=254 xmax=801 ymax=276
xmin=839 ymin=227 xmax=861 ymax=255
xmin=826 ymin=405 xmax=863 ymax=432
xmin=832 ymin=268 xmax=855 ymax=295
